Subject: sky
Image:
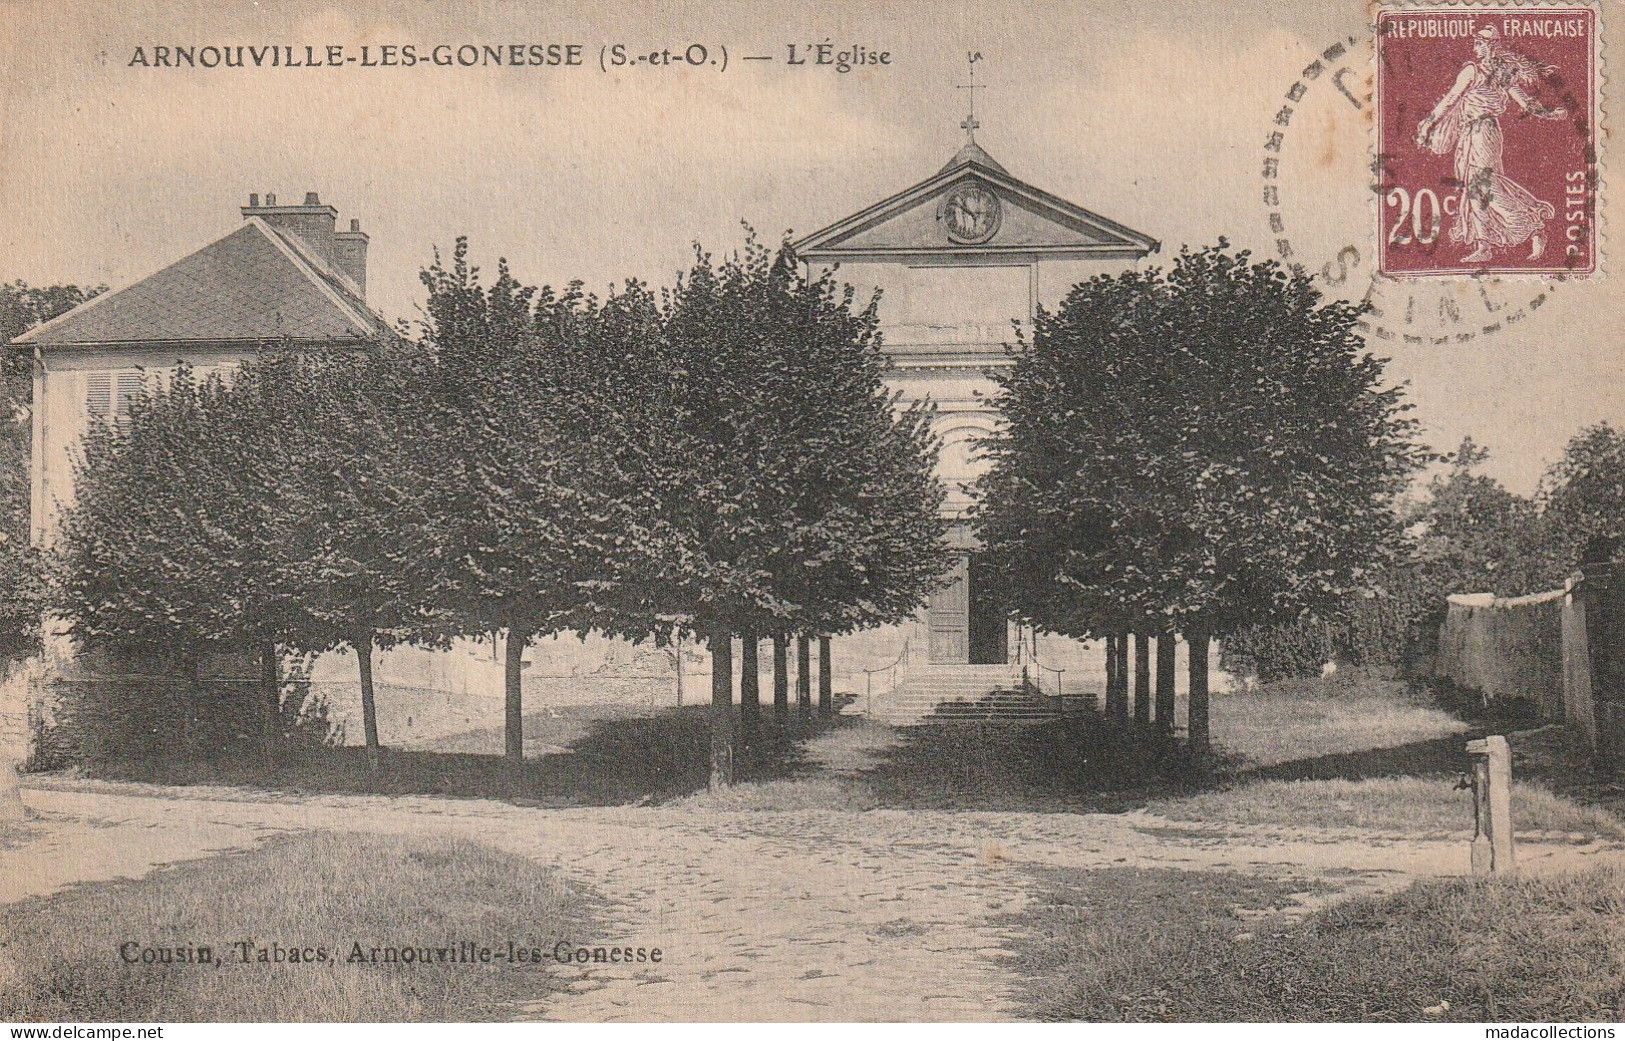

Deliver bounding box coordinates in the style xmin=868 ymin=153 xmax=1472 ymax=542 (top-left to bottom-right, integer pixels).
xmin=1 ymin=0 xmax=1619 ymax=494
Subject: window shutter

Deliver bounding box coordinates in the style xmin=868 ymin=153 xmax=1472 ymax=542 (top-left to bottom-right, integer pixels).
xmin=86 ymin=373 xmax=112 ymax=417
xmin=114 ymin=372 xmax=146 ymax=415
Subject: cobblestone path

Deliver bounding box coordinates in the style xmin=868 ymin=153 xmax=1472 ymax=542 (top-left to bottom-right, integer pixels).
xmin=5 ymin=771 xmax=1622 ymax=1021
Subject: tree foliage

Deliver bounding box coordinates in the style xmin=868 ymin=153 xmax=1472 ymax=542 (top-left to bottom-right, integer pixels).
xmin=644 ymin=234 xmax=950 ymax=641
xmin=0 ymin=281 xmax=103 ymax=662
xmin=975 ymin=244 xmax=1424 ymax=641
xmin=1539 ymin=422 xmax=1625 ymax=568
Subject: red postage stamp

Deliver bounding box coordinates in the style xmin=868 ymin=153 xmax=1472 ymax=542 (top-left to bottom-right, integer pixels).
xmin=1376 ymin=3 xmax=1600 ymax=277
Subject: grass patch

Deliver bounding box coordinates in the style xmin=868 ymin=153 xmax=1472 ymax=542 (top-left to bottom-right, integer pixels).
xmin=1147 ymin=777 xmax=1625 ymax=839
xmin=70 ymin=706 xmax=832 ymax=807
xmin=670 ymin=714 xmax=1202 ymax=813
xmin=0 ymin=831 xmax=598 ymax=1022
xmin=1009 ymin=863 xmax=1625 ymax=1021
xmin=843 ymin=715 xmax=1200 ymax=812
xmin=1510 ymin=725 xmax=1625 ymax=819
xmin=675 ymin=775 xmax=875 ymax=812
xmin=1212 ymin=679 xmax=1468 ymax=769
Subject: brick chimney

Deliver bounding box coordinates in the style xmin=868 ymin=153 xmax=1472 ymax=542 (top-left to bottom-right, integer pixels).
xmin=241 ymin=190 xmax=338 ymax=270
xmin=334 ymin=217 xmax=369 ymax=298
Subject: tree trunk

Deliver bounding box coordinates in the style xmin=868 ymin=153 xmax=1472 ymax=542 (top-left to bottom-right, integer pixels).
xmin=1105 ymin=635 xmax=1129 ymax=719
xmin=710 ymin=625 xmax=734 ymax=789
xmin=184 ymin=653 xmax=204 ymax=760
xmin=260 ymin=638 xmax=280 ymax=766
xmin=1117 ymin=634 xmax=1131 ymax=720
xmin=1133 ymin=633 xmax=1151 ymax=725
xmin=1187 ymin=627 xmax=1210 ymax=753
xmin=355 ymin=630 xmax=380 ymax=773
xmin=1155 ymin=633 xmax=1177 ymax=733
xmin=740 ymin=630 xmax=760 ymax=730
xmin=772 ymin=634 xmax=789 ymax=722
xmin=818 ymin=636 xmax=833 ymax=717
xmin=796 ymin=634 xmax=812 ymax=720
xmin=505 ymin=627 xmax=530 ymax=763
xmin=1102 ymin=635 xmax=1117 ymax=716
xmin=673 ymin=633 xmax=685 ymax=707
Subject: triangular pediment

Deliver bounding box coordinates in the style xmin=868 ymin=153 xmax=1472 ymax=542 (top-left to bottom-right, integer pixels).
xmin=795 ymin=146 xmax=1157 ymax=263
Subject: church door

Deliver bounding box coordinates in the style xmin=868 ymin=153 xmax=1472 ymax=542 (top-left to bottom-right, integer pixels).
xmin=967 ymin=555 xmax=1009 ymax=664
xmin=927 ymin=555 xmax=970 ymax=663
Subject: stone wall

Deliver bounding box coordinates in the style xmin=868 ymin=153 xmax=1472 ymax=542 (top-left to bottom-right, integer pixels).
xmin=1436 ymin=589 xmax=1568 ymax=718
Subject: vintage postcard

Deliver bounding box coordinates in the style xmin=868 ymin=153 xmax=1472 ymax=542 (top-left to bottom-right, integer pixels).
xmin=0 ymin=0 xmax=1622 ymax=1030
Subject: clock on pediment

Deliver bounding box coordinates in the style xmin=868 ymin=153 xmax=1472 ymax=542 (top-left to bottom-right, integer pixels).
xmin=937 ymin=182 xmax=1001 ymax=244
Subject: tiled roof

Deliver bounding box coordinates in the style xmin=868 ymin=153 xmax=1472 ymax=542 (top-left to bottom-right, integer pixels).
xmin=15 ymin=219 xmax=389 ymax=347
xmin=938 ymin=141 xmax=1009 ymax=175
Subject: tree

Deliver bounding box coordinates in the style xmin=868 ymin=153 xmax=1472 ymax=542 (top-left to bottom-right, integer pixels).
xmin=53 ymin=342 xmax=448 ymax=769
xmin=1539 ymin=422 xmax=1625 ymax=570
xmin=0 ymin=281 xmax=104 ymax=663
xmin=1409 ymin=438 xmax=1559 ymax=596
xmin=229 ymin=346 xmax=453 ymax=770
xmin=414 ymin=241 xmax=669 ymax=764
xmin=52 ymin=362 xmax=312 ymax=760
xmin=975 ymin=244 xmax=1423 ymax=746
xmin=644 ymin=233 xmax=950 ymax=785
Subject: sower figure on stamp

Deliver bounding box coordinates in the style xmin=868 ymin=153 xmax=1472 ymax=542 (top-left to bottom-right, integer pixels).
xmin=1415 ymin=26 xmax=1567 ymax=263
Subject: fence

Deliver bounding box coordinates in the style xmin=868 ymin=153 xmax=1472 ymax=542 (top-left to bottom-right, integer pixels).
xmin=1435 ymin=563 xmax=1625 ymax=769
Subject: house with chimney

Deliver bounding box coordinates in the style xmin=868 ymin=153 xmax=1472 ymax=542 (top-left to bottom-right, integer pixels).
xmin=14 ymin=192 xmax=387 ymax=547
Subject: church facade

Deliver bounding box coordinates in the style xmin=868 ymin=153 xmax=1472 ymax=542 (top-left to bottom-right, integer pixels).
xmin=796 ymin=135 xmax=1157 ymax=673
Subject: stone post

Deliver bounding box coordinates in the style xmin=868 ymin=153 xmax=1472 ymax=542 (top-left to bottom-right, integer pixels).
xmin=1579 ymin=563 xmax=1625 ymax=772
xmin=1466 ymin=735 xmax=1516 ymax=875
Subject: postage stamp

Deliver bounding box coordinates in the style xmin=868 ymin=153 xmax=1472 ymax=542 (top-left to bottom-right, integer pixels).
xmin=1376 ymin=3 xmax=1601 ymax=278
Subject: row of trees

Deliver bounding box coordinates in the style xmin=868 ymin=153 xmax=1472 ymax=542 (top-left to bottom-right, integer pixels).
xmin=972 ymin=242 xmax=1625 ymax=709
xmin=53 ymin=235 xmax=949 ymax=784
xmin=34 ymin=233 xmax=1622 ymax=767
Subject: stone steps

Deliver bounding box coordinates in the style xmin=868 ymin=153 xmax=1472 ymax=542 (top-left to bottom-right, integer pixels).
xmin=870 ymin=666 xmax=1063 ymax=725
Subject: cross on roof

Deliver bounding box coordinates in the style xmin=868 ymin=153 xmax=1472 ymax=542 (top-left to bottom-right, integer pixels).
xmin=956 ymin=52 xmax=985 ymax=143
